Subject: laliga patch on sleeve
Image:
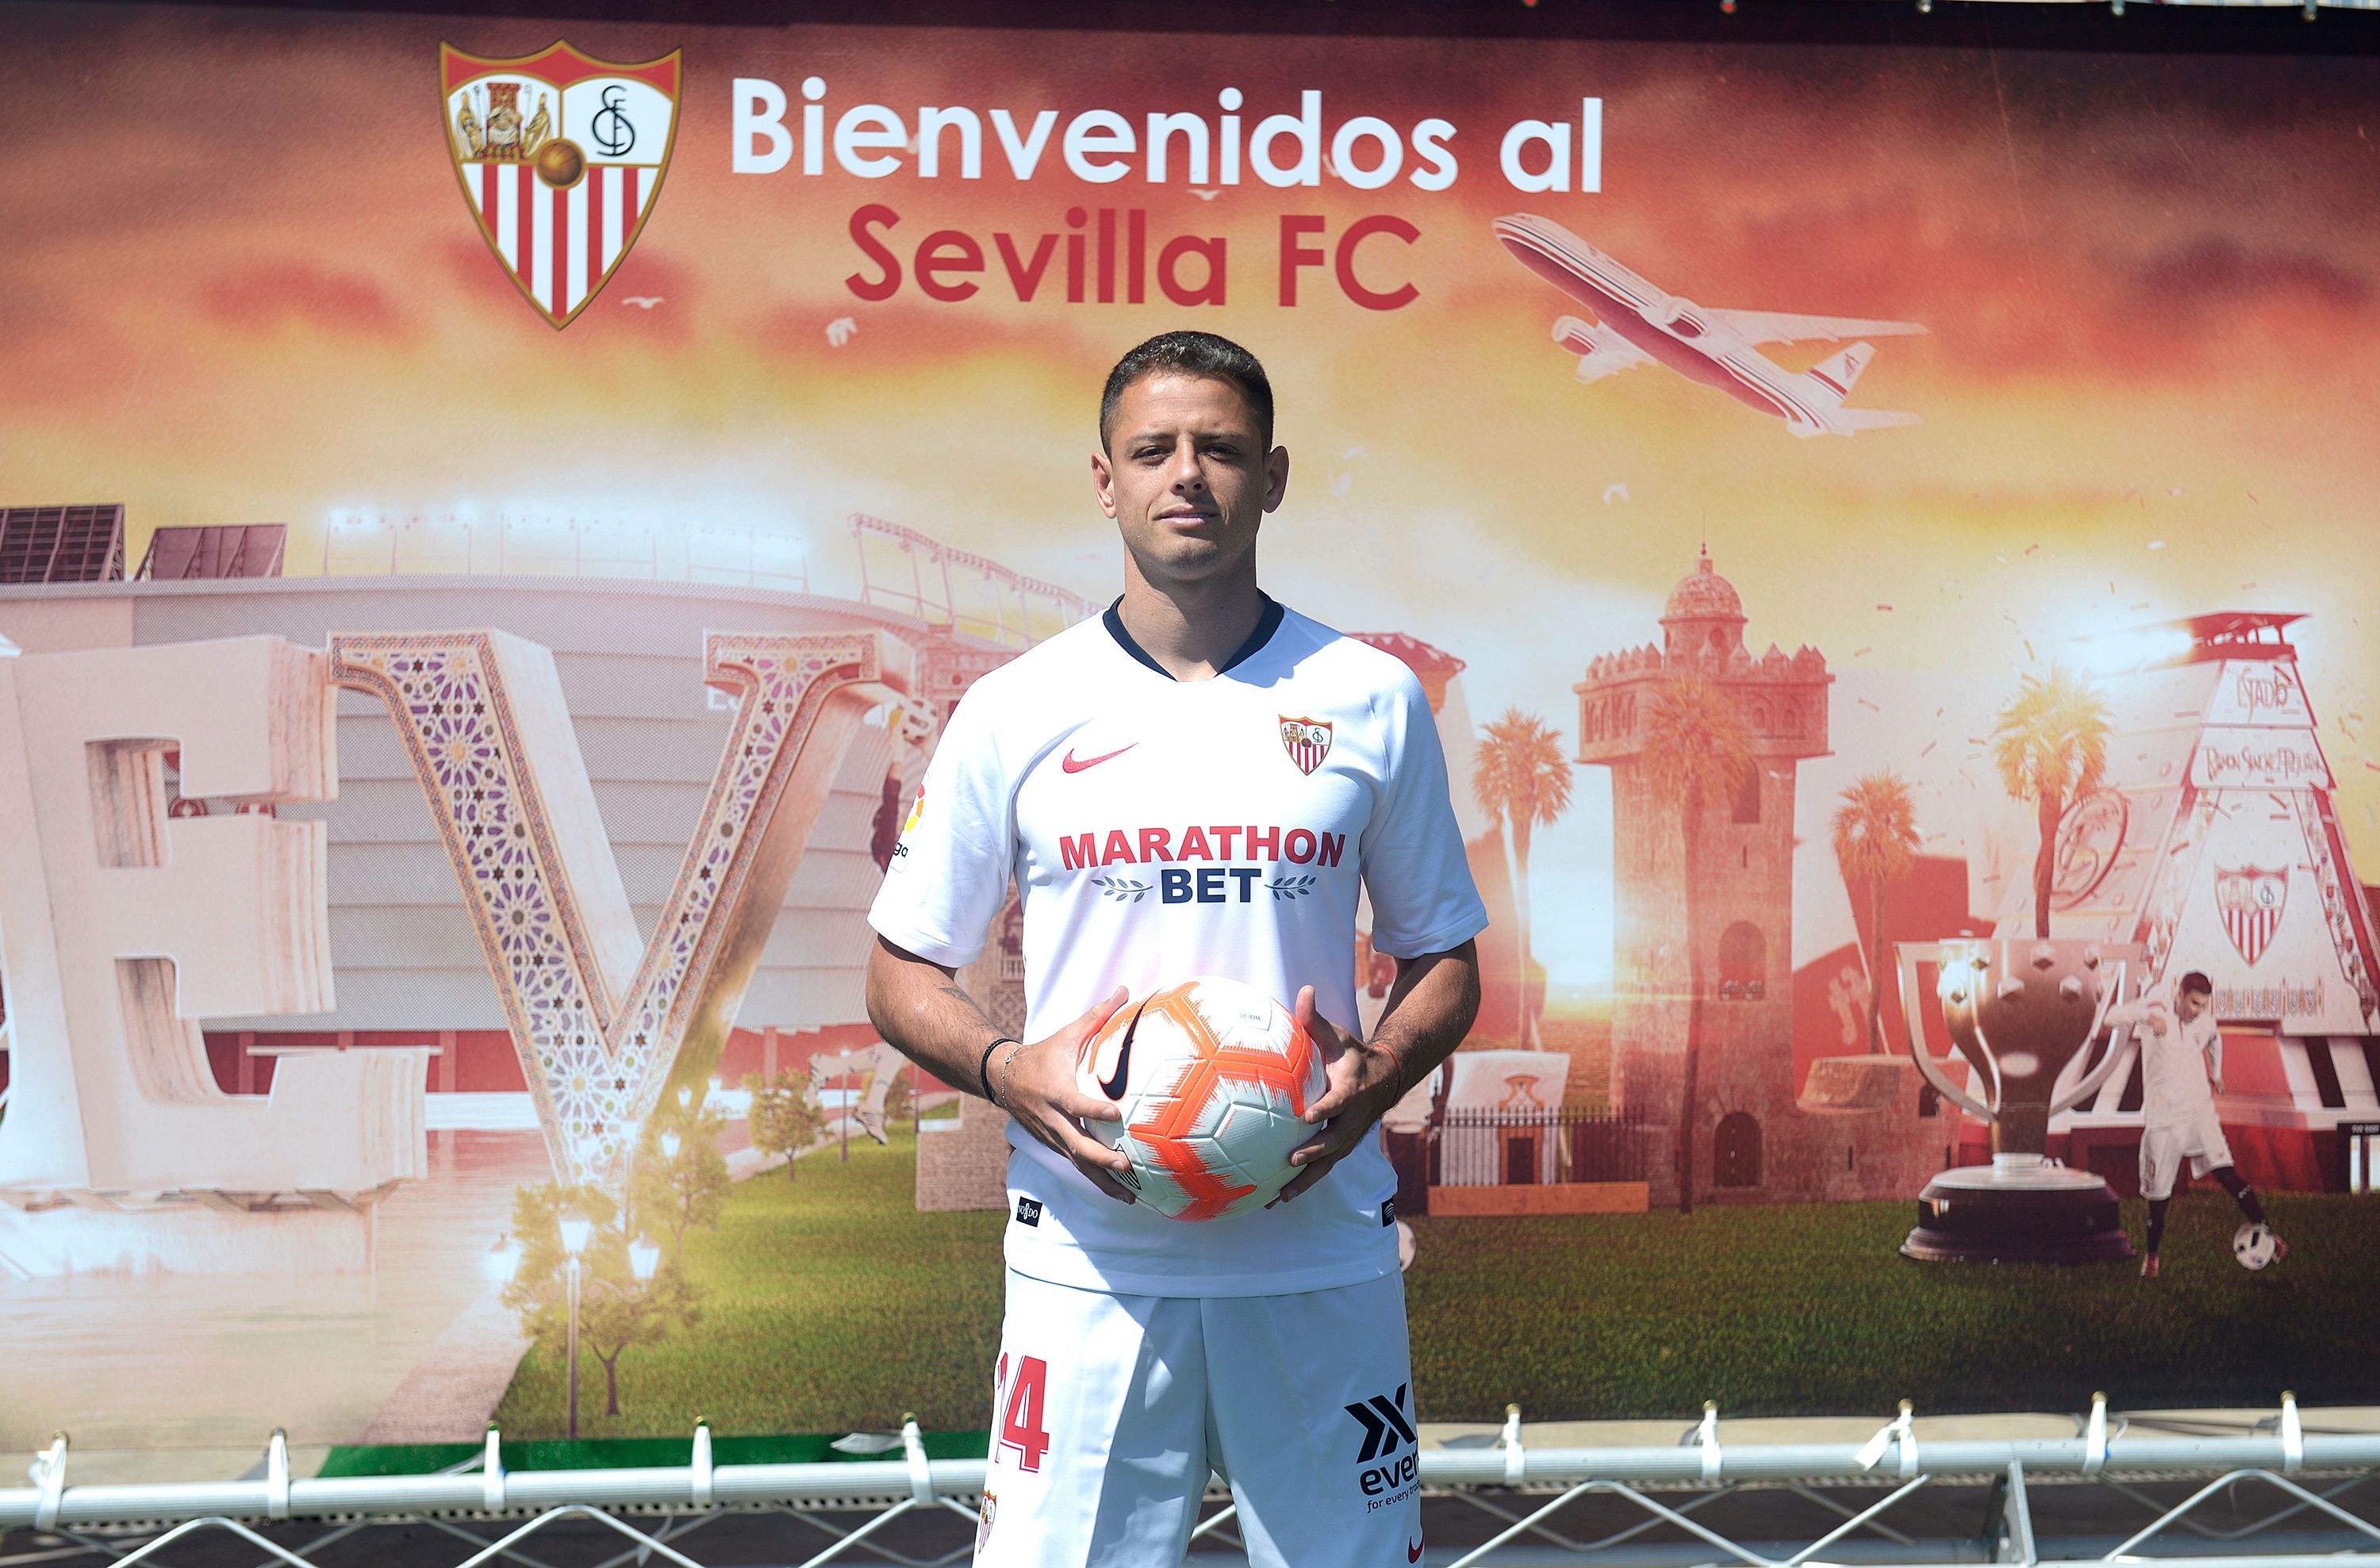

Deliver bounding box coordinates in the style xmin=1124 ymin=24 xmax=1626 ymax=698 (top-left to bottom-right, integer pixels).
xmin=1015 ymin=1195 xmax=1043 ymax=1226
xmin=1380 ymin=1198 xmax=1396 ymax=1227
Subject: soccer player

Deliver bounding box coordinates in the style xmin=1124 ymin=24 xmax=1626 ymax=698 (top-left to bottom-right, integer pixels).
xmin=2102 ymin=970 xmax=2284 ymax=1279
xmin=865 ymin=331 xmax=1487 ymax=1566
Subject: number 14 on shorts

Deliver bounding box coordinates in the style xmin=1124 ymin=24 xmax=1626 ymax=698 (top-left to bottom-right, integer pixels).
xmin=994 ymin=1351 xmax=1052 ymax=1472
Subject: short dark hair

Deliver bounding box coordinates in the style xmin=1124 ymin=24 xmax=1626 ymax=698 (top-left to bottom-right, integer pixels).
xmin=1098 ymin=331 xmax=1273 ymax=454
xmin=2178 ymin=971 xmax=2213 ymax=998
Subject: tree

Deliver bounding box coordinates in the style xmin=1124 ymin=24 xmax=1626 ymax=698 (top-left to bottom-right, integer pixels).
xmin=500 ymin=1182 xmax=701 ymax=1423
xmin=1830 ymin=772 xmax=1922 ymax=1057
xmin=880 ymin=1060 xmax=915 ymax=1133
xmin=1639 ymin=673 xmax=1755 ymax=1217
xmin=1989 ymin=665 xmax=2111 ymax=939
xmin=631 ymin=1093 xmax=731 ymax=1253
xmin=745 ymin=1070 xmax=828 ymax=1180
xmin=1472 ymin=708 xmax=1575 ymax=1050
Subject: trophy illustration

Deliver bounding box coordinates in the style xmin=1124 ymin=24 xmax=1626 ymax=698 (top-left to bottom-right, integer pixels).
xmin=1894 ymin=937 xmax=2142 ymax=1263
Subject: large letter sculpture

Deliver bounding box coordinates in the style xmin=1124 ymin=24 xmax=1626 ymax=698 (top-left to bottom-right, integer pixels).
xmin=329 ymin=630 xmax=910 ymax=1187
xmin=0 ymin=638 xmax=424 ymax=1225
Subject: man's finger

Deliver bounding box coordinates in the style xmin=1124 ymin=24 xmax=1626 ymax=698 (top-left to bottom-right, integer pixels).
xmin=1050 ymin=1114 xmax=1133 ymax=1174
xmin=1294 ymin=985 xmax=1354 ymax=1058
xmin=1285 ymin=1118 xmax=1351 ymax=1167
xmin=1303 ymin=1044 xmax=1374 ymax=1124
xmin=1074 ymin=1157 xmax=1137 ymax=1203
xmin=1077 ymin=984 xmax=1130 ymax=1035
xmin=1303 ymin=1077 xmax=1358 ymax=1125
xmin=1059 ymin=1088 xmax=1125 ymax=1124
xmin=1273 ymin=1146 xmax=1341 ymax=1203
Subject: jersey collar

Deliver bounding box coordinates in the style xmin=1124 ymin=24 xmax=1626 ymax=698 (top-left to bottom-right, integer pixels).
xmin=1102 ymin=593 xmax=1284 ymax=681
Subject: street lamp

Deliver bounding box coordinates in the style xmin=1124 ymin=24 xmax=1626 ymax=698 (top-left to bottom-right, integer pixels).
xmin=559 ymin=1208 xmax=591 ymax=1441
xmin=484 ymin=1235 xmax=521 ymax=1289
xmin=659 ymin=1129 xmax=681 ymax=1160
xmin=629 ymin=1234 xmax=661 ymax=1283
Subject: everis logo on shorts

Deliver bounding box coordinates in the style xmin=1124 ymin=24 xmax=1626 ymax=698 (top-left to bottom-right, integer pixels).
xmin=1346 ymin=1384 xmax=1418 ymax=1500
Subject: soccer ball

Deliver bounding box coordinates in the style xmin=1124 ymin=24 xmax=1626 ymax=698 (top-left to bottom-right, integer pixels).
xmin=2233 ymin=1222 xmax=2279 ymax=1270
xmin=532 ymin=136 xmax=586 ymax=189
xmin=1076 ymin=977 xmax=1325 ymax=1221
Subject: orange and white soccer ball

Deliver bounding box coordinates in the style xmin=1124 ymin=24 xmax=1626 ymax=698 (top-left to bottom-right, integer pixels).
xmin=1076 ymin=977 xmax=1326 ymax=1221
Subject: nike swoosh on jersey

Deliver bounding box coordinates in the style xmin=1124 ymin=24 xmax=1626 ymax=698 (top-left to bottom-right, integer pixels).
xmin=1100 ymin=1000 xmax=1149 ymax=1100
xmin=1061 ymin=743 xmax=1138 ymax=773
xmin=1409 ymin=1537 xmax=1426 ymax=1562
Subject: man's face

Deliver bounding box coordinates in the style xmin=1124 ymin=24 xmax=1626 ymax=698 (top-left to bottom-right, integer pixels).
xmin=1092 ymin=372 xmax=1288 ymax=588
xmin=2177 ymin=990 xmax=2208 ymax=1024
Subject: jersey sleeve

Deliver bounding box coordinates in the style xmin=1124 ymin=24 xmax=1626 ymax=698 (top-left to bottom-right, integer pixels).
xmin=2103 ymin=998 xmax=2168 ymax=1031
xmin=1360 ymin=669 xmax=1491 ymax=960
xmin=866 ymin=685 xmax=1016 ymax=969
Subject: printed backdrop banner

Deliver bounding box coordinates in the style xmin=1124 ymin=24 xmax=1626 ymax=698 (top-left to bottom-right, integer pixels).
xmin=1 ymin=6 xmax=2377 ymax=1457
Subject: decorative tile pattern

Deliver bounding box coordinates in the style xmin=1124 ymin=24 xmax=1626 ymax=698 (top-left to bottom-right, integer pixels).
xmin=330 ymin=631 xmax=889 ymax=1187
xmin=2297 ymin=792 xmax=2379 ymax=1023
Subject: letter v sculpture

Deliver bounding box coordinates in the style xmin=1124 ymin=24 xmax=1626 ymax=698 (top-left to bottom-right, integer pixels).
xmin=330 ymin=630 xmax=911 ymax=1188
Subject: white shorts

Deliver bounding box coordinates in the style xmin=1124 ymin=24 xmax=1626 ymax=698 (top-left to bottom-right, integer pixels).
xmin=973 ymin=1268 xmax=1422 ymax=1568
xmin=2140 ymin=1109 xmax=2233 ymax=1201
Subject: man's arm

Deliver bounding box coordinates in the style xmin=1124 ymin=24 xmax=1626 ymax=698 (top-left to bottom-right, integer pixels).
xmin=2104 ymin=998 xmax=2170 ymax=1035
xmin=863 ymin=936 xmax=1138 ymax=1202
xmin=1273 ymin=938 xmax=1481 ymax=1205
xmin=2204 ymin=1026 xmax=2225 ymax=1096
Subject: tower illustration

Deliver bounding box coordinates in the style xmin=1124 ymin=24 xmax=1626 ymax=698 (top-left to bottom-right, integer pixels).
xmin=1578 ymin=550 xmax=1830 ymax=1205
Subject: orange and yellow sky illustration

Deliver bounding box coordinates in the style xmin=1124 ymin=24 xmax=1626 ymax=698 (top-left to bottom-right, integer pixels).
xmin=4 ymin=6 xmax=2377 ymax=983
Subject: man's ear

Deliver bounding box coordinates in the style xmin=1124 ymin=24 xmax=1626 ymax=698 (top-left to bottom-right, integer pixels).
xmin=1262 ymin=444 xmax=1291 ymax=512
xmin=1091 ymin=448 xmax=1119 ymax=520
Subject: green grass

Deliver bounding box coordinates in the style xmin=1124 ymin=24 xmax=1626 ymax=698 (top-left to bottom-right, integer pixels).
xmin=492 ymin=1135 xmax=1008 ymax=1440
xmin=1405 ymin=1194 xmax=2380 ymax=1420
xmin=486 ymin=1140 xmax=2380 ymax=1438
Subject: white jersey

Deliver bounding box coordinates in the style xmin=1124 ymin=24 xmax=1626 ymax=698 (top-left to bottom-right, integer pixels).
xmin=2103 ymin=993 xmax=2232 ymax=1197
xmin=2103 ymin=996 xmax=2225 ymax=1126
xmin=869 ymin=600 xmax=1488 ymax=1297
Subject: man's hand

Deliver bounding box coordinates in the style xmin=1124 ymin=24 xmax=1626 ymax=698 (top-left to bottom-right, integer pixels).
xmin=996 ymin=986 xmax=1138 ymax=1204
xmin=1273 ymin=985 xmax=1403 ymax=1206
xmin=2211 ymin=1075 xmax=2226 ymax=1096
xmin=2144 ymin=1005 xmax=2172 ymax=1037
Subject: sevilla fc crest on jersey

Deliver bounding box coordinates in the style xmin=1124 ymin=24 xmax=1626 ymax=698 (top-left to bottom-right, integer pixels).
xmin=1280 ymin=715 xmax=1333 ymax=776
xmin=441 ymin=41 xmax=681 ymax=328
xmin=2215 ymin=865 xmax=2287 ymax=968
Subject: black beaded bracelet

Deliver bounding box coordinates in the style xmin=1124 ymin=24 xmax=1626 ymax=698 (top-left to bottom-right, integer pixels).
xmin=977 ymin=1037 xmax=1019 ymax=1103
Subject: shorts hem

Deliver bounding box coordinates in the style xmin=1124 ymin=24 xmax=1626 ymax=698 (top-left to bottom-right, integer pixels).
xmin=1003 ymin=1245 xmax=1399 ymax=1299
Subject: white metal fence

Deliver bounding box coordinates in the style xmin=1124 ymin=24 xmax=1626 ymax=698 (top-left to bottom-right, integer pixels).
xmin=5 ymin=1394 xmax=2375 ymax=1568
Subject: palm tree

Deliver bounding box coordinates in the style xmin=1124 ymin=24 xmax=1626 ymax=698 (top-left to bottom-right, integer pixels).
xmin=1989 ymin=666 xmax=2111 ymax=939
xmin=1639 ymin=673 xmax=1755 ymax=1216
xmin=1473 ymin=709 xmax=1574 ymax=1050
xmin=1830 ymin=772 xmax=1922 ymax=1057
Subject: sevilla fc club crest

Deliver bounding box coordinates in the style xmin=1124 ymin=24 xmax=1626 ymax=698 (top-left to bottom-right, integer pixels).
xmin=441 ymin=41 xmax=681 ymax=328
xmin=2215 ymin=865 xmax=2288 ymax=968
xmin=1280 ymin=715 xmax=1333 ymax=775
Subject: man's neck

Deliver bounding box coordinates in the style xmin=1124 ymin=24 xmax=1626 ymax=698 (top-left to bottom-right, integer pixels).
xmin=1114 ymin=558 xmax=1268 ymax=682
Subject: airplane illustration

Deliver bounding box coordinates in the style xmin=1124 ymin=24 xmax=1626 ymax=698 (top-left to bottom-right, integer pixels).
xmin=1493 ymin=213 xmax=1926 ymax=437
